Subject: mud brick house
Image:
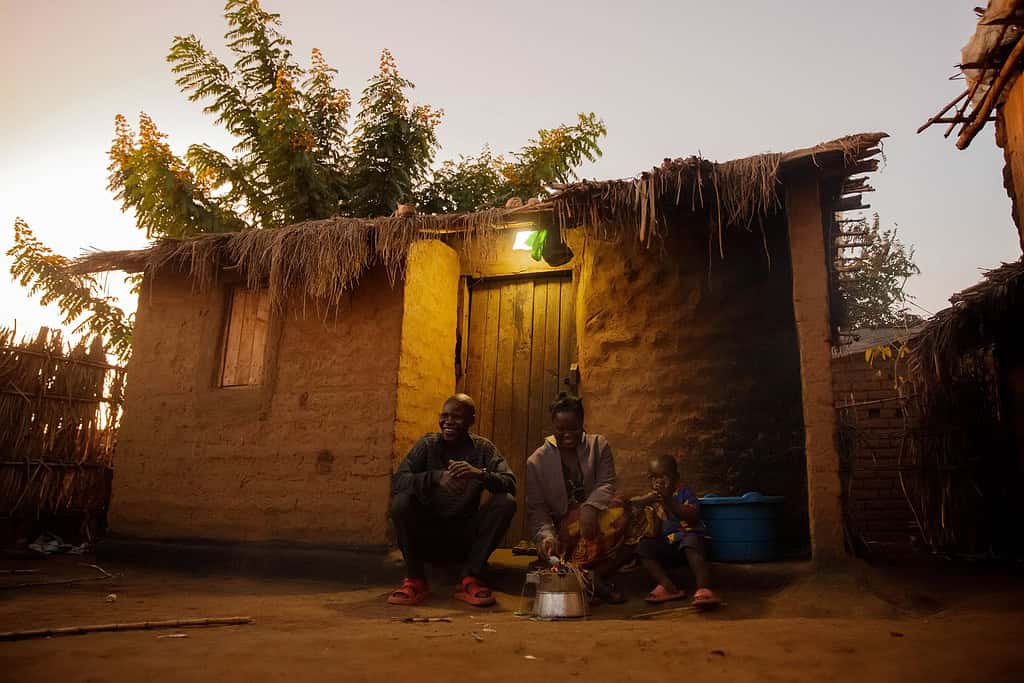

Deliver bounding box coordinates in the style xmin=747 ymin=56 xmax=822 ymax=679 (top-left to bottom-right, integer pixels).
xmin=74 ymin=133 xmax=886 ymax=563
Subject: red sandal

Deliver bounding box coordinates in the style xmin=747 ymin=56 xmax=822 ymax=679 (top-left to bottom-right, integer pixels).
xmin=454 ymin=576 xmax=496 ymax=607
xmin=387 ymin=577 xmax=429 ymax=606
xmin=691 ymin=588 xmax=721 ymax=609
xmin=645 ymin=584 xmax=685 ymax=604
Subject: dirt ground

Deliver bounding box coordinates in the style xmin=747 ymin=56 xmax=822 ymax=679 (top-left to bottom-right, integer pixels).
xmin=2 ymin=554 xmax=1023 ymax=683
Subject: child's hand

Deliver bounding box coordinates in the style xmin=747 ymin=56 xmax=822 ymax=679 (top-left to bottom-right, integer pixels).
xmin=630 ymin=491 xmax=659 ymax=507
xmin=653 ymin=478 xmax=672 ymax=499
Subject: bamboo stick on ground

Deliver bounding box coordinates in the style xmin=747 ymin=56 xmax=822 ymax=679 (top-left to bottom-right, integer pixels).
xmin=0 ymin=616 xmax=253 ymax=642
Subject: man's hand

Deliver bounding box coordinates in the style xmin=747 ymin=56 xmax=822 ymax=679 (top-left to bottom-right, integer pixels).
xmin=579 ymin=504 xmax=599 ymax=540
xmin=438 ymin=470 xmax=468 ymax=494
xmin=630 ymin=491 xmax=659 ymax=507
xmin=447 ymin=460 xmax=484 ymax=480
xmin=539 ymin=535 xmax=560 ymax=560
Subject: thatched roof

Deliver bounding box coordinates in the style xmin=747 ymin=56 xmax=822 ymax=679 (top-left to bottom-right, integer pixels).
xmin=910 ymin=258 xmax=1024 ymax=384
xmin=71 ymin=132 xmax=885 ymax=313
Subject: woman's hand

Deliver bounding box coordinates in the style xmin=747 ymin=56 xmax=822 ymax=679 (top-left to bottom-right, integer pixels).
xmin=539 ymin=535 xmax=560 ymax=559
xmin=579 ymin=504 xmax=599 ymax=540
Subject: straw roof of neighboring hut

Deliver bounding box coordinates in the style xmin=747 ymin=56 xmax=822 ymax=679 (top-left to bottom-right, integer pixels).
xmin=834 ymin=325 xmax=926 ymax=358
xmin=71 ymin=132 xmax=885 ymax=314
xmin=910 ymin=258 xmax=1024 ymax=384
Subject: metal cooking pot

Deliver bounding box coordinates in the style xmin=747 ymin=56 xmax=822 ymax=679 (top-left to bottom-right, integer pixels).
xmin=526 ymin=571 xmax=587 ymax=619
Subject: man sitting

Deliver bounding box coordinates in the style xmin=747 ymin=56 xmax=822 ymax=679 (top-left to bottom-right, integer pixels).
xmin=388 ymin=393 xmax=517 ymax=607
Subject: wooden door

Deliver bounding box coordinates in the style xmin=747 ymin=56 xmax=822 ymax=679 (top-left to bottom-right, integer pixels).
xmin=460 ymin=273 xmax=576 ymax=545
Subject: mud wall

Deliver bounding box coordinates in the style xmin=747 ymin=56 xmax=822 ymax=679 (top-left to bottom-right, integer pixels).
xmin=997 ymin=76 xmax=1024 ymax=255
xmin=575 ymin=215 xmax=809 ymax=549
xmin=110 ymin=266 xmax=404 ymax=547
xmin=393 ymin=241 xmax=460 ymax=463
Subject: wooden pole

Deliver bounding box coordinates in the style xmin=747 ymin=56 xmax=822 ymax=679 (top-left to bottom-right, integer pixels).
xmin=916 ymin=88 xmax=969 ymax=134
xmin=0 ymin=616 xmax=253 ymax=641
xmin=957 ymin=34 xmax=1024 ymax=149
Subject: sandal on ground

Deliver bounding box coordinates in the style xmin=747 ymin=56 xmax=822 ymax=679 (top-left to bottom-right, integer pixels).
xmin=691 ymin=587 xmax=721 ymax=609
xmin=645 ymin=584 xmax=686 ymax=604
xmin=387 ymin=577 xmax=429 ymax=606
xmin=454 ymin=576 xmax=496 ymax=607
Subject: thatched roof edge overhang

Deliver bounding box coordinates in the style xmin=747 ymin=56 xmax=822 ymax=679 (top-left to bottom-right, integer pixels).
xmin=69 ymin=132 xmax=887 ymax=318
xmin=909 ymin=258 xmax=1024 ymax=387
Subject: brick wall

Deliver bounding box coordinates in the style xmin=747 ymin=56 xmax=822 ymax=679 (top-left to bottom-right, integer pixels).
xmin=832 ymin=352 xmax=916 ymax=552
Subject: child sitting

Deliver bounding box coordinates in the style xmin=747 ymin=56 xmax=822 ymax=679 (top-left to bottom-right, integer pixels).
xmin=629 ymin=455 xmax=720 ymax=607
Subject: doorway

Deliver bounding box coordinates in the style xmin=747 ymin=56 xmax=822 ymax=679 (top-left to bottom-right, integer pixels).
xmin=459 ymin=272 xmax=577 ymax=545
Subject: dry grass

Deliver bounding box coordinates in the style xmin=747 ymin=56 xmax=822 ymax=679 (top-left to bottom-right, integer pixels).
xmin=900 ymin=258 xmax=1024 ymax=556
xmin=69 ymin=133 xmax=886 ymax=314
xmin=0 ymin=327 xmax=123 ymax=517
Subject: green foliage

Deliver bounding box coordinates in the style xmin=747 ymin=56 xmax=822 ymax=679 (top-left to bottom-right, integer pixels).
xmin=416 ymin=148 xmax=507 ymax=214
xmin=840 ymin=214 xmax=922 ymax=329
xmin=347 ymin=49 xmax=441 ymax=217
xmin=417 ymin=113 xmax=608 ymax=213
xmin=7 ymin=220 xmax=134 ymax=361
xmin=14 ymin=0 xmax=607 ymax=357
xmin=107 ymin=113 xmax=248 ymax=238
xmin=160 ymin=0 xmax=350 ymax=229
xmin=503 ymin=112 xmax=606 ymax=199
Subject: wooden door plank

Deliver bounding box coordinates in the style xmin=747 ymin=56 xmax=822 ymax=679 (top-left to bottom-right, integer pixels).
xmin=491 ymin=284 xmax=516 ymax=461
xmin=506 ymin=280 xmax=535 ymax=543
xmin=233 ymin=289 xmax=258 ymax=387
xmin=558 ymin=278 xmax=576 ymax=389
xmin=476 ymin=285 xmax=501 ymax=440
xmin=464 ymin=283 xmax=489 ymax=405
xmin=543 ymin=280 xmax=562 ymax=405
xmin=249 ymin=290 xmax=271 ymax=385
xmin=527 ymin=278 xmax=550 ymax=466
xmin=221 ymin=289 xmax=246 ymax=386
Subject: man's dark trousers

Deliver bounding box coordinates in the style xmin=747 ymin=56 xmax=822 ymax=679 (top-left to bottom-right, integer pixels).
xmin=390 ymin=491 xmax=517 ymax=580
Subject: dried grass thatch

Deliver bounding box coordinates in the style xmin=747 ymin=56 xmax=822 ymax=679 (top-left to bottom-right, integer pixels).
xmin=73 ymin=207 xmax=516 ymax=314
xmin=548 ymin=132 xmax=884 ymax=248
xmin=910 ymin=258 xmax=1024 ymax=386
xmin=70 ymin=133 xmax=886 ymax=312
xmin=0 ymin=327 xmax=124 ymax=517
xmin=900 ymin=258 xmax=1024 ymax=556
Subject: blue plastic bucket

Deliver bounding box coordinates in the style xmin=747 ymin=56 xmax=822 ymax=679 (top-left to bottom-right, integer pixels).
xmin=699 ymin=492 xmax=785 ymax=562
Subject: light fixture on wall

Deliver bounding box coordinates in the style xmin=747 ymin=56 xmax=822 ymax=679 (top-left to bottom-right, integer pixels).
xmin=512 ymin=230 xmax=535 ymax=251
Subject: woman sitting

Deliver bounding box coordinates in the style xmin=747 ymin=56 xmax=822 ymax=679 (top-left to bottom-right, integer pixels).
xmin=525 ymin=393 xmax=629 ymax=603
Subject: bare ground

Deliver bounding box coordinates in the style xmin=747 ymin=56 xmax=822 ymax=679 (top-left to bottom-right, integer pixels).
xmin=1 ymin=554 xmax=1023 ymax=683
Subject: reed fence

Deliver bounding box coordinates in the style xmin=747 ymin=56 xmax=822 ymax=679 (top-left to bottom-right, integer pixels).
xmin=0 ymin=327 xmax=124 ymax=521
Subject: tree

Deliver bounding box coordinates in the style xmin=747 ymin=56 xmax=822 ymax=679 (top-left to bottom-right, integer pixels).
xmin=11 ymin=0 xmax=607 ymax=357
xmin=7 ymin=220 xmax=134 ymax=361
xmin=416 ymin=114 xmax=607 ymax=213
xmin=838 ymin=214 xmax=922 ymax=329
xmin=347 ymin=49 xmax=442 ymax=217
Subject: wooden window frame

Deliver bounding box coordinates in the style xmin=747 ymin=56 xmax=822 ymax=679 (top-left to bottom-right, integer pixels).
xmin=218 ymin=286 xmax=271 ymax=388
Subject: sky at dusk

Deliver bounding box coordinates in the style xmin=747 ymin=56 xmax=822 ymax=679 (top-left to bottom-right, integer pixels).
xmin=2 ymin=0 xmax=1019 ymax=342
